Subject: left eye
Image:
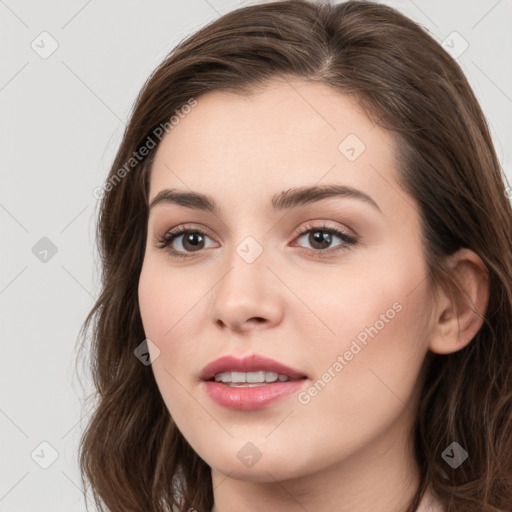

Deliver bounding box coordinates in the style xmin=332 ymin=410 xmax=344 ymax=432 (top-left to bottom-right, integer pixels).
xmin=294 ymin=225 xmax=356 ymax=253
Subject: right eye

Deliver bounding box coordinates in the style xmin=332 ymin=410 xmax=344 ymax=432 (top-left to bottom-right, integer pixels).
xmin=156 ymin=226 xmax=217 ymax=259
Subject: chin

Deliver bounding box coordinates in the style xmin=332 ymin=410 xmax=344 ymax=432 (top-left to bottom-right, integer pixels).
xmin=207 ymin=449 xmax=305 ymax=482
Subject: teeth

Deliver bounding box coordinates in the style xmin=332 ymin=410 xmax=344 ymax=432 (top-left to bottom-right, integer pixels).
xmin=247 ymin=370 xmax=266 ymax=383
xmin=232 ymin=371 xmax=246 ymax=383
xmin=214 ymin=371 xmax=290 ymax=384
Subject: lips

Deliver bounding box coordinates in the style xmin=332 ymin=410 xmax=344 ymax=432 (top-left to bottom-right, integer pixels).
xmin=200 ymin=354 xmax=308 ymax=411
xmin=199 ymin=354 xmax=307 ymax=382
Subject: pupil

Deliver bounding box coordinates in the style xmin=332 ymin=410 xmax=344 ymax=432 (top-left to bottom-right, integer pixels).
xmin=184 ymin=233 xmax=203 ymax=251
xmin=311 ymin=230 xmax=331 ymax=249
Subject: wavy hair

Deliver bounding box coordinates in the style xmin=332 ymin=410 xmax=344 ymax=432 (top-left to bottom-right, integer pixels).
xmin=76 ymin=1 xmax=512 ymax=511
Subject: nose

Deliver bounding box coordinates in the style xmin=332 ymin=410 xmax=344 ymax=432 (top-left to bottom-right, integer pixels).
xmin=209 ymin=250 xmax=284 ymax=333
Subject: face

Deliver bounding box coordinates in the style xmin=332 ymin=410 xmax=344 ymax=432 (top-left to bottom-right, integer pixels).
xmin=138 ymin=78 xmax=434 ymax=483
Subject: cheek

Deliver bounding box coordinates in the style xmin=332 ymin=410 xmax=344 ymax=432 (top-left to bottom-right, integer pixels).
xmin=296 ymin=246 xmax=431 ymax=427
xmin=137 ymin=258 xmax=212 ymax=408
xmin=138 ymin=257 xmax=210 ymax=343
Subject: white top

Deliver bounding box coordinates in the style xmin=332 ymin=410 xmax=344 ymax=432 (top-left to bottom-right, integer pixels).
xmin=416 ymin=487 xmax=445 ymax=512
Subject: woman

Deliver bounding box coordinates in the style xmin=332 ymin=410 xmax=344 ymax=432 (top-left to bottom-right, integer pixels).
xmin=77 ymin=1 xmax=512 ymax=511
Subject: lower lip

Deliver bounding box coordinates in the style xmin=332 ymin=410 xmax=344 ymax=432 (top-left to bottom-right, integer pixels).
xmin=202 ymin=380 xmax=307 ymax=410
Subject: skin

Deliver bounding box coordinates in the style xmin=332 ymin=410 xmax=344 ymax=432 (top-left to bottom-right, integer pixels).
xmin=138 ymin=78 xmax=489 ymax=512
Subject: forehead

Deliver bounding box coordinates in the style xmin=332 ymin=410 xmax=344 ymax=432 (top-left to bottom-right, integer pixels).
xmin=148 ymin=79 xmax=401 ymax=212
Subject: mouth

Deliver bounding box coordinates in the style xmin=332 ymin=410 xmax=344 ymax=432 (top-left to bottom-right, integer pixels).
xmin=199 ymin=354 xmax=308 ymax=410
xmin=200 ymin=353 xmax=308 ymax=383
xmin=209 ymin=370 xmax=307 ymax=387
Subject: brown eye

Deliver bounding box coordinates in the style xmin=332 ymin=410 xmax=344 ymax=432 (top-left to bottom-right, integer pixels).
xmin=156 ymin=227 xmax=216 ymax=259
xmin=305 ymin=229 xmax=334 ymax=250
xmin=294 ymin=224 xmax=357 ymax=255
xmin=179 ymin=232 xmax=206 ymax=252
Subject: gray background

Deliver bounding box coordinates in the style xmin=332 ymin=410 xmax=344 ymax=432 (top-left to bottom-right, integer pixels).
xmin=1 ymin=0 xmax=511 ymax=510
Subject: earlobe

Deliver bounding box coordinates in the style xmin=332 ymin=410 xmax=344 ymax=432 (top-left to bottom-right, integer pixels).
xmin=428 ymin=248 xmax=490 ymax=355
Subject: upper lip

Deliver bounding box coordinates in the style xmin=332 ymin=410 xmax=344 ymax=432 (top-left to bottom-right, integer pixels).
xmin=200 ymin=354 xmax=308 ymax=381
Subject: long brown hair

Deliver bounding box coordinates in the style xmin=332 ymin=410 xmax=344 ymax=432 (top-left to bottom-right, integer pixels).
xmin=76 ymin=1 xmax=512 ymax=511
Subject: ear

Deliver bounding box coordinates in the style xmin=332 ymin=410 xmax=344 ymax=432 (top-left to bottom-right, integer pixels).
xmin=429 ymin=248 xmax=490 ymax=355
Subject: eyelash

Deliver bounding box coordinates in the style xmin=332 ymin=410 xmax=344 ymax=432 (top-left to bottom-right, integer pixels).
xmin=155 ymin=222 xmax=358 ymax=260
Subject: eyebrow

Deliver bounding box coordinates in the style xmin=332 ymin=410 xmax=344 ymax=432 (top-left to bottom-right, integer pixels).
xmin=148 ymin=184 xmax=382 ymax=214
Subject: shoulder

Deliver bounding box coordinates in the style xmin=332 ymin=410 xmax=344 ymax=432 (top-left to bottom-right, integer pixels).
xmin=416 ymin=487 xmax=445 ymax=512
